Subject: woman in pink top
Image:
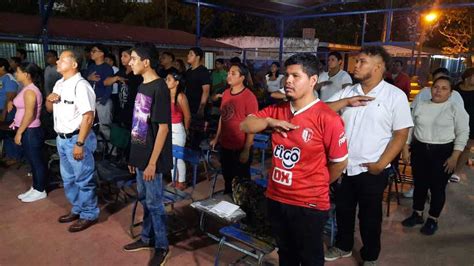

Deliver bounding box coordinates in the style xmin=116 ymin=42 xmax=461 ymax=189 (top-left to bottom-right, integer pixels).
xmin=8 ymin=62 xmax=46 ymax=202
xmin=165 ymin=70 xmax=191 ymax=190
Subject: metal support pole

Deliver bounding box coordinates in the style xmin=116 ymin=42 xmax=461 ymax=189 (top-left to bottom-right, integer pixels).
xmin=279 ymin=19 xmax=284 ymax=65
xmin=39 ymin=0 xmax=55 ymax=57
xmin=384 ymin=11 xmax=393 ymax=43
xmin=196 ymin=0 xmax=201 ymax=47
xmin=361 ymin=13 xmax=367 ymax=45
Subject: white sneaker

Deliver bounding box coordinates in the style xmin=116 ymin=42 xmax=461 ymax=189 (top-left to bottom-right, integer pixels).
xmin=17 ymin=187 xmax=34 ymax=200
xmin=21 ymin=189 xmax=47 ymax=203
xmin=403 ymin=188 xmax=414 ymax=198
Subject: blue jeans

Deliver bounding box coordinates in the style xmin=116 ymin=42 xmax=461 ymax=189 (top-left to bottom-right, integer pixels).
xmin=136 ymin=170 xmax=168 ymax=250
xmin=21 ymin=127 xmax=46 ymax=191
xmin=57 ymin=132 xmax=99 ymax=220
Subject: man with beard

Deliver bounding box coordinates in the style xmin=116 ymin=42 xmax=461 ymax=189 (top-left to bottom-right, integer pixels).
xmin=325 ymin=46 xmax=413 ymax=266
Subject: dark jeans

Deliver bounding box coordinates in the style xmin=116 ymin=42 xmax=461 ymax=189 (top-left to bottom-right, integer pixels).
xmin=21 ymin=127 xmax=46 ymax=191
xmin=335 ymin=170 xmax=389 ymax=261
xmin=268 ymin=199 xmax=328 ymax=266
xmin=411 ymin=140 xmax=453 ymax=218
xmin=220 ymin=147 xmax=252 ymax=193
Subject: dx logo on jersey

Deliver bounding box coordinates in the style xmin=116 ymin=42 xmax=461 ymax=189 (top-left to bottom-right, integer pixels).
xmin=272 ymin=167 xmax=292 ymax=186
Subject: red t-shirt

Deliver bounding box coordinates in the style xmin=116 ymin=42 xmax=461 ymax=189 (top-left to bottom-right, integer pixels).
xmin=253 ymin=99 xmax=348 ymax=210
xmin=387 ymin=72 xmax=411 ymax=98
xmin=220 ymin=88 xmax=259 ymax=150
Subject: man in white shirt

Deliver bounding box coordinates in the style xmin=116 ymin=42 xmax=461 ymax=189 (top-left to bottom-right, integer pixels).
xmin=45 ymin=49 xmax=99 ymax=233
xmin=318 ymin=51 xmax=352 ymax=102
xmin=325 ymin=46 xmax=413 ymax=265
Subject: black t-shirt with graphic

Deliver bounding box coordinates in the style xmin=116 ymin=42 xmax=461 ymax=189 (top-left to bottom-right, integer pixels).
xmin=185 ymin=65 xmax=211 ymax=114
xmin=115 ymin=69 xmax=143 ymax=127
xmin=129 ymin=78 xmax=172 ymax=173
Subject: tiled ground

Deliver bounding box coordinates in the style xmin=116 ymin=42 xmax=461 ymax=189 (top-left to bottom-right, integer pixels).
xmin=0 ymin=163 xmax=473 ymax=266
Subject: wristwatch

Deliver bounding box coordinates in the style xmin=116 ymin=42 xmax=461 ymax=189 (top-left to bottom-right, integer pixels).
xmin=75 ymin=141 xmax=84 ymax=147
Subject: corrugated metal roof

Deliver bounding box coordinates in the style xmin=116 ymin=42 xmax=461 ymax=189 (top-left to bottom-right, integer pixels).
xmin=0 ymin=12 xmax=239 ymax=51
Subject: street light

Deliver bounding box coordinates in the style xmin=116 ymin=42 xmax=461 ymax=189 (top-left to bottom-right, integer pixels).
xmin=424 ymin=11 xmax=439 ymax=24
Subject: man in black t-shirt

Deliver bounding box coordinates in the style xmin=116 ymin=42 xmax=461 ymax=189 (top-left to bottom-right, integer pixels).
xmin=185 ymin=47 xmax=211 ymax=149
xmin=158 ymin=51 xmax=179 ymax=79
xmin=105 ymin=48 xmax=143 ymax=129
xmin=122 ymin=43 xmax=172 ymax=265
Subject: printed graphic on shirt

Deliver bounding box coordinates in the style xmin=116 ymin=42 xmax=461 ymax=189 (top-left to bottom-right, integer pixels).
xmin=273 ymin=145 xmax=301 ymax=169
xmin=338 ymin=132 xmax=346 ymax=147
xmin=302 ymin=128 xmax=314 ymax=143
xmin=131 ymin=92 xmax=152 ymax=144
xmin=221 ymin=103 xmax=235 ymax=121
xmin=272 ymin=167 xmax=292 ymax=186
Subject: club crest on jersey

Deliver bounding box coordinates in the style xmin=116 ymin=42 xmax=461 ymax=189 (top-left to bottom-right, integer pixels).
xmin=272 ymin=167 xmax=292 ymax=186
xmin=273 ymin=145 xmax=300 ymax=169
xmin=301 ymin=128 xmax=314 ymax=143
xmin=338 ymin=132 xmax=347 ymax=147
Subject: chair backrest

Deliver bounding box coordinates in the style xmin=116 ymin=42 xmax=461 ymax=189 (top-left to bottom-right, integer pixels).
xmin=172 ymin=145 xmax=200 ymax=165
xmin=110 ymin=124 xmax=131 ymax=150
xmin=253 ymin=134 xmax=270 ymax=150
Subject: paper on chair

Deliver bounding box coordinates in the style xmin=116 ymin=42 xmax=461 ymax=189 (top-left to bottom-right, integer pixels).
xmin=209 ymin=201 xmax=240 ymax=218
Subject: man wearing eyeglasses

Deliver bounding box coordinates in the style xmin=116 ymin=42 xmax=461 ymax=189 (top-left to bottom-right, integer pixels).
xmin=85 ymin=44 xmax=114 ymax=146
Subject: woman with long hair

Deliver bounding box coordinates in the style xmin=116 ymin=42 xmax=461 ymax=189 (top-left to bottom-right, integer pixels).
xmin=401 ymin=76 xmax=469 ymax=235
xmin=210 ymin=63 xmax=258 ymax=194
xmin=165 ymin=70 xmax=191 ymax=190
xmin=10 ymin=62 xmax=47 ymax=202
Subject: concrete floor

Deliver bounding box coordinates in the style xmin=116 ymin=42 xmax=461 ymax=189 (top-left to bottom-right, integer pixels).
xmin=0 ymin=164 xmax=473 ymax=266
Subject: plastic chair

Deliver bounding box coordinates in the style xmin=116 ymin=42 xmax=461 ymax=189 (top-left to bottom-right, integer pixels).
xmin=386 ymin=164 xmax=401 ymax=217
xmin=250 ymin=134 xmax=270 ymax=178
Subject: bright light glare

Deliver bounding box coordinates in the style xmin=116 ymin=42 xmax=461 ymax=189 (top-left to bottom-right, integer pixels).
xmin=424 ymin=12 xmax=438 ymax=23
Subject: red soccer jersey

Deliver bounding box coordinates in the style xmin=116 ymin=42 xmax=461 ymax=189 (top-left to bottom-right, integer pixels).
xmin=254 ymin=99 xmax=348 ymax=210
xmin=220 ymin=88 xmax=259 ymax=150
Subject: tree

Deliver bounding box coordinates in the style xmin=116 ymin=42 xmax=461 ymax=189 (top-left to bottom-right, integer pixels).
xmin=436 ymin=9 xmax=472 ymax=56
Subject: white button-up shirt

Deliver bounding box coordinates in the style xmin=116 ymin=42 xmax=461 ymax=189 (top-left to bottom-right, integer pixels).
xmin=52 ymin=72 xmax=96 ymax=134
xmin=328 ymin=80 xmax=413 ymax=176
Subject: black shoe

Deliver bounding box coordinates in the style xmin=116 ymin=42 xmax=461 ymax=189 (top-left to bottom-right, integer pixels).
xmin=420 ymin=218 xmax=438 ymax=235
xmin=58 ymin=212 xmax=80 ymax=223
xmin=68 ymin=218 xmax=98 ymax=232
xmin=148 ymin=249 xmax=170 ymax=266
xmin=123 ymin=239 xmax=154 ymax=252
xmin=402 ymin=212 xmax=424 ymax=227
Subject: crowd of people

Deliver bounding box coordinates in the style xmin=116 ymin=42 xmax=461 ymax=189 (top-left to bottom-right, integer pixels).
xmin=1 ymin=43 xmax=473 ymax=266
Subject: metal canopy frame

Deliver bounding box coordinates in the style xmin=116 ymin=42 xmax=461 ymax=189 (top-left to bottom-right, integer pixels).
xmin=184 ymin=0 xmax=474 ymax=64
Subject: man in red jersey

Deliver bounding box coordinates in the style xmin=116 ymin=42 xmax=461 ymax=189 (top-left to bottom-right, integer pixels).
xmin=240 ymin=53 xmax=350 ymax=265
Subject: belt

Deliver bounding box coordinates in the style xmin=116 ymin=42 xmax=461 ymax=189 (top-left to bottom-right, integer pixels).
xmin=57 ymin=129 xmax=80 ymax=139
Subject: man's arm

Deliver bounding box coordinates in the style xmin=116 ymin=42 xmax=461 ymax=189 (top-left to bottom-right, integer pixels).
xmin=0 ymin=92 xmax=16 ymax=121
xmin=198 ymin=84 xmax=210 ymax=115
xmin=328 ymin=159 xmax=348 ymax=183
xmin=143 ymin=123 xmax=169 ymax=180
xmin=72 ymin=111 xmax=94 ymax=161
xmin=362 ymin=128 xmax=409 ymax=174
xmin=240 ymin=115 xmax=270 ymax=134
xmin=326 ymin=96 xmax=374 ymax=112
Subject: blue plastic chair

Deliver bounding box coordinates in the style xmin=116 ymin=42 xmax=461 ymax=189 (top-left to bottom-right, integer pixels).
xmin=165 ymin=144 xmax=201 ymax=204
xmin=250 ymin=134 xmax=270 ymax=178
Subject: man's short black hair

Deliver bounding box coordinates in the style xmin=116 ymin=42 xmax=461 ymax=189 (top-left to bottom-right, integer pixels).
xmin=328 ymin=51 xmax=343 ymax=61
xmin=132 ymin=42 xmax=159 ymax=70
xmin=46 ymin=50 xmax=58 ymax=58
xmin=189 ymin=47 xmax=204 ymax=59
xmin=215 ymin=58 xmax=224 ymax=64
xmin=284 ymin=53 xmax=320 ymax=77
xmin=360 ymin=46 xmax=391 ymax=70
xmin=16 ymin=48 xmax=27 ymax=59
xmin=162 ymin=51 xmax=175 ymax=61
xmin=432 ymin=67 xmax=449 ymax=77
xmin=91 ymin=43 xmax=109 ymax=56
xmin=230 ymin=57 xmax=241 ymax=64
